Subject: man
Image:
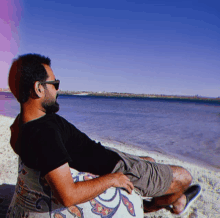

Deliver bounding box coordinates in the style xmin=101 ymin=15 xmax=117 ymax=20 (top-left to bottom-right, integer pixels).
xmin=8 ymin=53 xmax=201 ymax=215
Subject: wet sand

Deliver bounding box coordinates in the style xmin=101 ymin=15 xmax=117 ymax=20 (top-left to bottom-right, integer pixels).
xmin=0 ymin=115 xmax=219 ymax=218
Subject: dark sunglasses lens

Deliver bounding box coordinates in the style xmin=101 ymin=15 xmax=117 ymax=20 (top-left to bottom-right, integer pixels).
xmin=54 ymin=83 xmax=59 ymax=90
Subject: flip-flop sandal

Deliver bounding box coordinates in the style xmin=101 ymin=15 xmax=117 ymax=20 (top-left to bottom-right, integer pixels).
xmin=165 ymin=184 xmax=202 ymax=216
xmin=178 ymin=184 xmax=202 ymax=215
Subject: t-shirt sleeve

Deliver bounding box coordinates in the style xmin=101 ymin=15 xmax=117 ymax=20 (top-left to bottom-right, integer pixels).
xmin=33 ymin=126 xmax=72 ymax=177
xmin=64 ymin=119 xmax=121 ymax=175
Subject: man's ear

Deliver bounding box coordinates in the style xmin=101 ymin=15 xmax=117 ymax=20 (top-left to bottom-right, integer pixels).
xmin=34 ymin=81 xmax=44 ymax=98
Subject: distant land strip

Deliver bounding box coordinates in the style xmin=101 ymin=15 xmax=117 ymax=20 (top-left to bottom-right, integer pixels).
xmin=58 ymin=90 xmax=220 ymax=102
xmin=1 ymin=88 xmax=219 ymax=102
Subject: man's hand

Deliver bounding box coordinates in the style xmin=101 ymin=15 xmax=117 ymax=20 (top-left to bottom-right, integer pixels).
xmin=110 ymin=172 xmax=134 ymax=194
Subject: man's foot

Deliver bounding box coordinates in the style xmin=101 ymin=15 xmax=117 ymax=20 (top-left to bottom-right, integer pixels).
xmin=179 ymin=184 xmax=201 ymax=215
xmin=167 ymin=184 xmax=202 ymax=215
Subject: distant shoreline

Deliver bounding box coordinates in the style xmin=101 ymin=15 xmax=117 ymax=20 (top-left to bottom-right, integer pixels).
xmin=1 ymin=90 xmax=220 ymax=103
xmin=57 ymin=91 xmax=220 ymax=103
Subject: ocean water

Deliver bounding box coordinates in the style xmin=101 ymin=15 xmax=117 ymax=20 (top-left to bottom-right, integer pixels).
xmin=1 ymin=92 xmax=220 ymax=170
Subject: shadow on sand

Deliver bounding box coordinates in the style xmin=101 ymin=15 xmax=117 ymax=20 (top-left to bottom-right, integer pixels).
xmin=0 ymin=184 xmax=15 ymax=217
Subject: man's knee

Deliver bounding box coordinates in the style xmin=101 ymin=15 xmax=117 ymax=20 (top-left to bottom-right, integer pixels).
xmin=163 ymin=165 xmax=192 ymax=196
xmin=140 ymin=156 xmax=156 ymax=162
xmin=170 ymin=165 xmax=192 ymax=187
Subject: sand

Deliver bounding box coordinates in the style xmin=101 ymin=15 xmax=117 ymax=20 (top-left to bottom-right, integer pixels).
xmin=0 ymin=115 xmax=219 ymax=218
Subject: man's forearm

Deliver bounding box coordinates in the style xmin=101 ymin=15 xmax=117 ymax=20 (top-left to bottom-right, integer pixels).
xmin=45 ymin=163 xmax=134 ymax=208
xmin=62 ymin=173 xmax=118 ymax=207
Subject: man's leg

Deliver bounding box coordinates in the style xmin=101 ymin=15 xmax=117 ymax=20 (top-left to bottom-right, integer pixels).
xmin=143 ymin=165 xmax=192 ymax=214
xmin=111 ymin=150 xmax=194 ymax=214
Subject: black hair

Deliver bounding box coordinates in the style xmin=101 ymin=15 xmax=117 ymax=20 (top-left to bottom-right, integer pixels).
xmin=8 ymin=53 xmax=51 ymax=103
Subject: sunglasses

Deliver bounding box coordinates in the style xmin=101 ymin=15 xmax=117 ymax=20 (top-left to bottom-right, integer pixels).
xmin=40 ymin=79 xmax=60 ymax=90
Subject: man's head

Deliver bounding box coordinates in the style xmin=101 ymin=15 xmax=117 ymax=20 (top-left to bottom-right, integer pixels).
xmin=8 ymin=53 xmax=60 ymax=113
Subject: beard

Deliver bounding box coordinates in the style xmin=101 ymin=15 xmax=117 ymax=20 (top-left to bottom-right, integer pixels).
xmin=42 ymin=93 xmax=60 ymax=114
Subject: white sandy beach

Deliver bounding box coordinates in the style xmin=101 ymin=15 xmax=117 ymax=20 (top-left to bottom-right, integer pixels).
xmin=0 ymin=115 xmax=219 ymax=218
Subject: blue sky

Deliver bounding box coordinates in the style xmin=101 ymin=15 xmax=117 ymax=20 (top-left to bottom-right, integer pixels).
xmin=1 ymin=0 xmax=220 ymax=97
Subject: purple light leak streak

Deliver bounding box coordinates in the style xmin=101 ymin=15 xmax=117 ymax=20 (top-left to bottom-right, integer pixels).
xmin=0 ymin=0 xmax=22 ymax=88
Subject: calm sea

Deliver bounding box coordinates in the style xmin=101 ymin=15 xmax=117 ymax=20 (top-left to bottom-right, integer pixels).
xmin=1 ymin=92 xmax=220 ymax=170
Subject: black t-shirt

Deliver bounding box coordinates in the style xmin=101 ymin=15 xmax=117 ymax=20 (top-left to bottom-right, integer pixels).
xmin=15 ymin=114 xmax=120 ymax=177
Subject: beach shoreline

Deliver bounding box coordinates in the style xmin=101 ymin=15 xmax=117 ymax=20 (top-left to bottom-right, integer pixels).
xmin=0 ymin=115 xmax=220 ymax=217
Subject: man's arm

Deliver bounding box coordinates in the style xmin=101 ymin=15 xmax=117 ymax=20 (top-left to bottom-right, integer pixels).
xmin=45 ymin=162 xmax=134 ymax=207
